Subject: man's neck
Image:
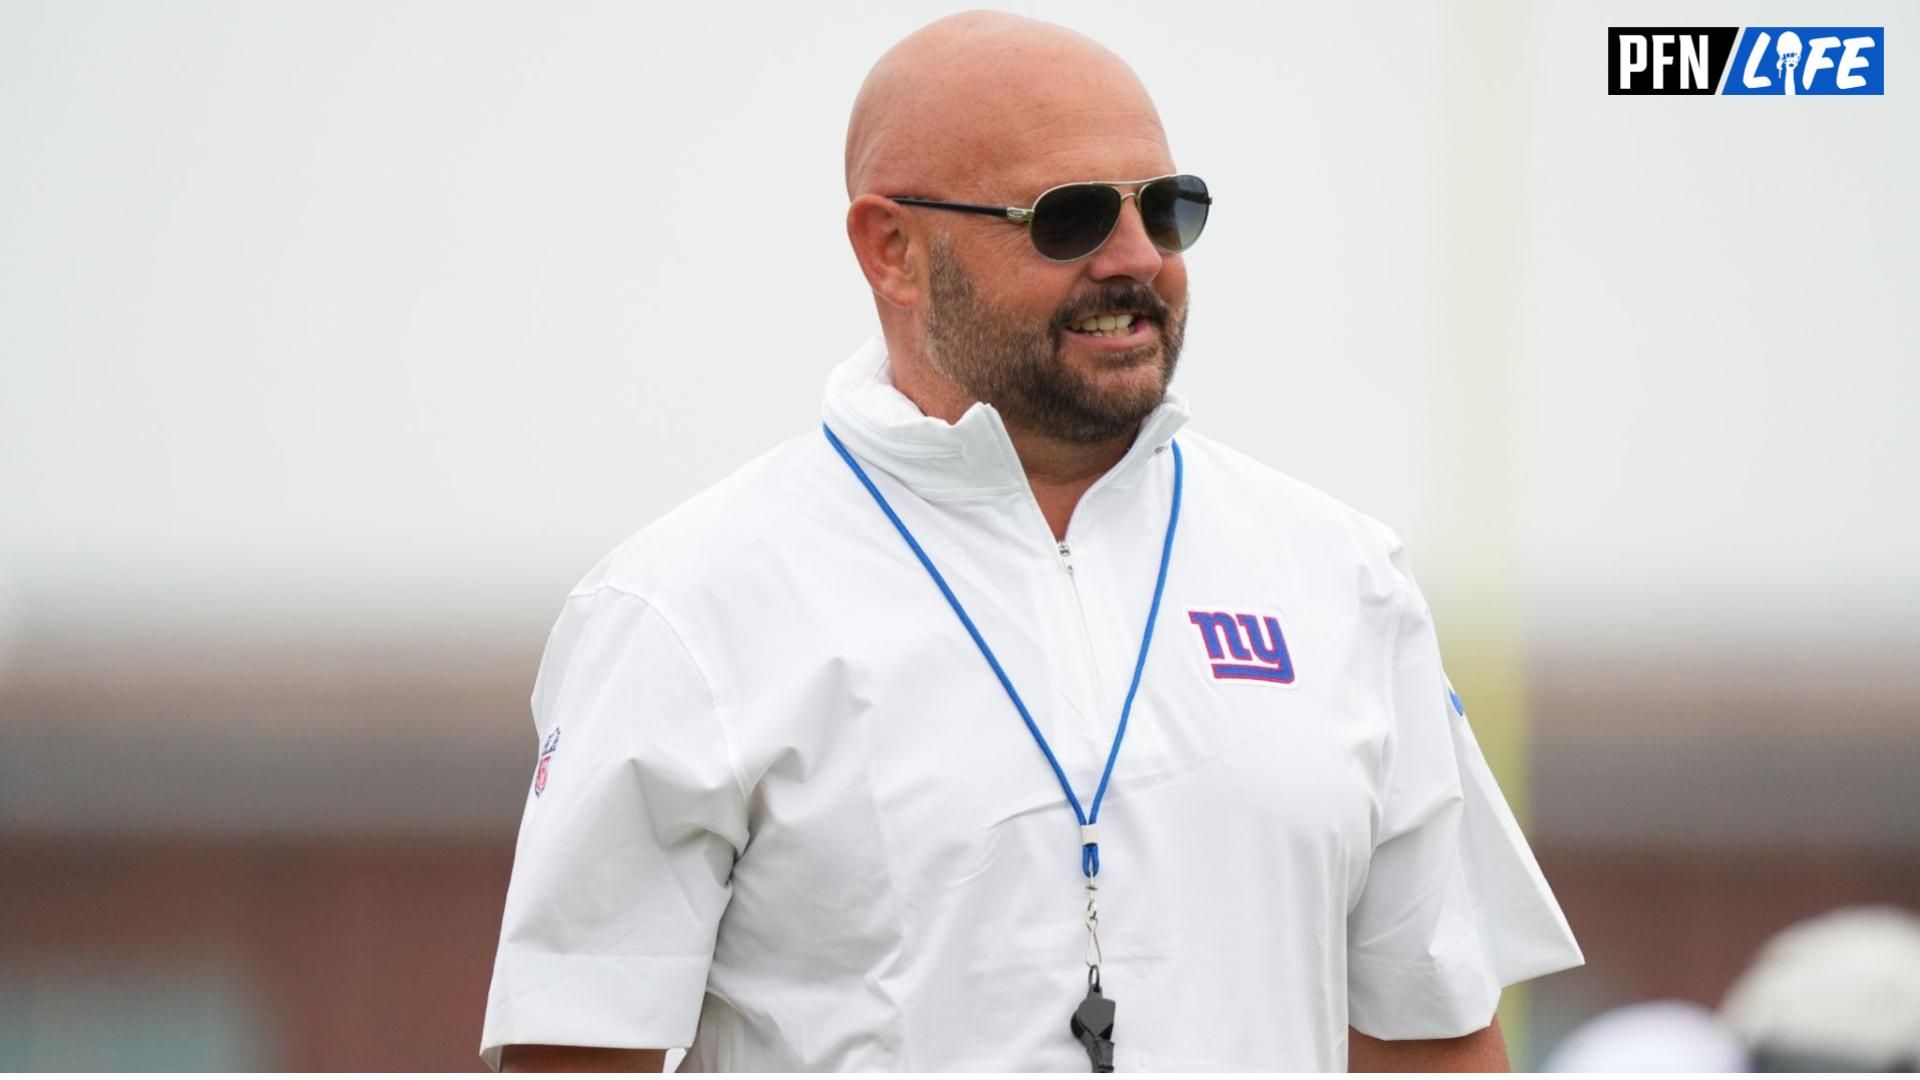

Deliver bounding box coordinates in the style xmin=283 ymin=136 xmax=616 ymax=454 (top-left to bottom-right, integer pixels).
xmin=890 ymin=349 xmax=1135 ymax=541
xmin=1007 ymin=424 xmax=1137 ymax=542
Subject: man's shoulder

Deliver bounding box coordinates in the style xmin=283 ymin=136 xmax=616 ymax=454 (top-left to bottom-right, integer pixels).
xmin=568 ymin=427 xmax=840 ymax=603
xmin=1175 ymin=428 xmax=1409 ymax=565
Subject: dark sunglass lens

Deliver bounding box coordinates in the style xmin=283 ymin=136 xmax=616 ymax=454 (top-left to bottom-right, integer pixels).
xmin=1031 ymin=184 xmax=1122 ymax=261
xmin=1139 ymin=174 xmax=1210 ymax=253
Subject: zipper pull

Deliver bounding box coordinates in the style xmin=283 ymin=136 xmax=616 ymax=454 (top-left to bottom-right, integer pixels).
xmin=1058 ymin=541 xmax=1075 ymax=574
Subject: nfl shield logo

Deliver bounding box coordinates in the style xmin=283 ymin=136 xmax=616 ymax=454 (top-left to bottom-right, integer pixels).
xmin=533 ymin=727 xmax=561 ymax=797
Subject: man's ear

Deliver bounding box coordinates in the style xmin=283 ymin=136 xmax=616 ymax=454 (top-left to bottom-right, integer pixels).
xmin=847 ymin=195 xmax=920 ymax=310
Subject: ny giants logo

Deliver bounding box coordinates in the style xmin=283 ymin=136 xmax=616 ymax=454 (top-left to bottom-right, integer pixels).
xmin=1186 ymin=610 xmax=1296 ymax=684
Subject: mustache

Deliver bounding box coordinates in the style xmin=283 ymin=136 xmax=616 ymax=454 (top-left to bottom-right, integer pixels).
xmin=1052 ymin=284 xmax=1172 ymax=330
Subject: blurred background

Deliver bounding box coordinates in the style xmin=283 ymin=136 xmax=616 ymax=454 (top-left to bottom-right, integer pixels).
xmin=2 ymin=0 xmax=1914 ymax=1070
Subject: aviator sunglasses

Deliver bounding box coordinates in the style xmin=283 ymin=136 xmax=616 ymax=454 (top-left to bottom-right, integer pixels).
xmin=888 ymin=173 xmax=1211 ymax=262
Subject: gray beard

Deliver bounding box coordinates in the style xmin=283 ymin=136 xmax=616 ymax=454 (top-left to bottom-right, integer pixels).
xmin=922 ymin=236 xmax=1185 ymax=445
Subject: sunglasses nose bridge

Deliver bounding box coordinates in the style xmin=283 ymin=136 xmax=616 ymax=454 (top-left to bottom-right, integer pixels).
xmin=1088 ymin=189 xmax=1145 ymax=262
xmin=1070 ymin=189 xmax=1165 ymax=276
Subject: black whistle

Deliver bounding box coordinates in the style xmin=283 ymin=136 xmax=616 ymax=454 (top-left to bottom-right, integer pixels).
xmin=1070 ymin=982 xmax=1116 ymax=1072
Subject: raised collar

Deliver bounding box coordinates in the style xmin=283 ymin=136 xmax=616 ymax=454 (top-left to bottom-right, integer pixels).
xmin=820 ymin=334 xmax=1191 ymax=503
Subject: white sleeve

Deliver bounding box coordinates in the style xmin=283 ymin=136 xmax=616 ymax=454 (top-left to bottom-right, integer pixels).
xmin=1345 ymin=554 xmax=1583 ymax=1040
xmin=479 ymin=586 xmax=747 ymax=1069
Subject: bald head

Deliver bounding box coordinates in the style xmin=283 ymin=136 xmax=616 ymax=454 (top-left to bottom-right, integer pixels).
xmin=845 ymin=12 xmax=1169 ymax=202
xmin=841 ymin=13 xmax=1193 ymax=457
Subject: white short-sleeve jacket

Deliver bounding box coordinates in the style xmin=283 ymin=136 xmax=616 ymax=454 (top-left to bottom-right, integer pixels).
xmin=480 ymin=337 xmax=1583 ymax=1070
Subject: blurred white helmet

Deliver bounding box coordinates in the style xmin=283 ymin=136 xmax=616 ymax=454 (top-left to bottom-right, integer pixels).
xmin=1721 ymin=905 xmax=1920 ymax=1071
xmin=1543 ymin=1000 xmax=1749 ymax=1072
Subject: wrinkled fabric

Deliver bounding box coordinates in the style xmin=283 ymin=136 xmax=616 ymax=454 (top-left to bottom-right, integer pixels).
xmin=480 ymin=336 xmax=1582 ymax=1070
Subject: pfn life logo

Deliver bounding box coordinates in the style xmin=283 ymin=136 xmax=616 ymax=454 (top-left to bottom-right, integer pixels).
xmin=1609 ymin=27 xmax=1884 ymax=95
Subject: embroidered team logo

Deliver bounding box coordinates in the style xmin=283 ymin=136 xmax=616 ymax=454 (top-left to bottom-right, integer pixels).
xmin=533 ymin=727 xmax=561 ymax=797
xmin=1186 ymin=609 xmax=1296 ymax=684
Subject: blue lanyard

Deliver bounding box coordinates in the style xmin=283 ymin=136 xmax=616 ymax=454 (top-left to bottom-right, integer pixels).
xmin=822 ymin=423 xmax=1184 ymax=880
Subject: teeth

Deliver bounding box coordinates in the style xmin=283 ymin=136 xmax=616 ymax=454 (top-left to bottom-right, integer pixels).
xmin=1073 ymin=313 xmax=1138 ymax=336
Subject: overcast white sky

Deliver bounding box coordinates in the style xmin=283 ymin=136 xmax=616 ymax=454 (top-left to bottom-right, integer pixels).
xmin=1 ymin=1 xmax=1914 ymax=659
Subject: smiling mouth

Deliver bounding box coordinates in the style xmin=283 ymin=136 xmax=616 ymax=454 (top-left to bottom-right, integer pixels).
xmin=1069 ymin=311 xmax=1139 ymax=336
xmin=1065 ymin=310 xmax=1159 ymax=347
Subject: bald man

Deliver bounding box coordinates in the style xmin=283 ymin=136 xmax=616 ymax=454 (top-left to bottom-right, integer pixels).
xmin=482 ymin=11 xmax=1581 ymax=1072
